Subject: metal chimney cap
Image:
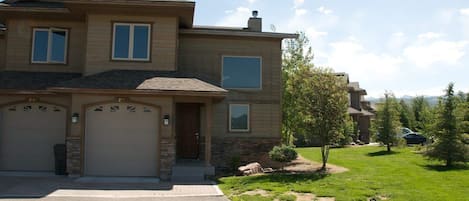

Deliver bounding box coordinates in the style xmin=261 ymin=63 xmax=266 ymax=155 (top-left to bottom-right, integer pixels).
xmin=252 ymin=10 xmax=258 ymax=18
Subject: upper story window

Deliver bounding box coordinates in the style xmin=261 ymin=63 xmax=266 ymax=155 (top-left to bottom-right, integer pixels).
xmin=112 ymin=23 xmax=151 ymax=61
xmin=31 ymin=28 xmax=68 ymax=64
xmin=222 ymin=56 xmax=262 ymax=89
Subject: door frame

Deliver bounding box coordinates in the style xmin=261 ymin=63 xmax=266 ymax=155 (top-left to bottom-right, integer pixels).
xmin=81 ymin=98 xmax=162 ymax=176
xmin=175 ymin=103 xmax=201 ymax=159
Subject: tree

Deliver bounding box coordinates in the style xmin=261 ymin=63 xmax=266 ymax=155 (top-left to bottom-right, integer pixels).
xmin=298 ymin=67 xmax=348 ymax=170
xmin=374 ymin=92 xmax=401 ymax=152
xmin=281 ymin=32 xmax=313 ymax=145
xmin=411 ymin=96 xmax=431 ymax=131
xmin=425 ymin=83 xmax=469 ymax=166
xmin=399 ymin=99 xmax=415 ymax=129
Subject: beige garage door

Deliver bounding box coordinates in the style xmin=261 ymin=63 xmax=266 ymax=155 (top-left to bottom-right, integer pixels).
xmin=0 ymin=103 xmax=66 ymax=171
xmin=85 ymin=103 xmax=159 ymax=177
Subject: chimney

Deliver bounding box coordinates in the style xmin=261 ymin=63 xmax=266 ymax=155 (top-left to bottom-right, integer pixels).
xmin=248 ymin=10 xmax=262 ymax=32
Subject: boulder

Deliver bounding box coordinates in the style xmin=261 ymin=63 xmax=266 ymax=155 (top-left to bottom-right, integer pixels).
xmin=238 ymin=162 xmax=263 ymax=175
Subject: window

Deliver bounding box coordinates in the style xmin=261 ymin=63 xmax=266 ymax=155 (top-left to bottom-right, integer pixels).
xmin=112 ymin=23 xmax=151 ymax=61
xmin=31 ymin=28 xmax=68 ymax=64
xmin=222 ymin=56 xmax=262 ymax=89
xmin=229 ymin=104 xmax=250 ymax=132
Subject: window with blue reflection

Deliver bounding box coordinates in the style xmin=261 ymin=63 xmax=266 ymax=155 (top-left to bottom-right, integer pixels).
xmin=32 ymin=30 xmax=49 ymax=62
xmin=113 ymin=23 xmax=150 ymax=61
xmin=230 ymin=104 xmax=249 ymax=131
xmin=32 ymin=28 xmax=68 ymax=63
xmin=133 ymin=25 xmax=149 ymax=59
xmin=50 ymin=31 xmax=66 ymax=62
xmin=222 ymin=57 xmax=261 ymax=89
xmin=114 ymin=25 xmax=130 ymax=59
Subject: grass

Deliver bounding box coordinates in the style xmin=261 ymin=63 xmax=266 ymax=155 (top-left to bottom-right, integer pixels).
xmin=218 ymin=146 xmax=469 ymax=201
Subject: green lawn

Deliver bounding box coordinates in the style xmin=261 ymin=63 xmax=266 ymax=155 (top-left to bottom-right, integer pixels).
xmin=218 ymin=146 xmax=469 ymax=201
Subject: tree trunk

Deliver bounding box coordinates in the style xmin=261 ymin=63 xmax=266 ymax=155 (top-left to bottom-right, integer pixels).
xmin=320 ymin=145 xmax=329 ymax=170
xmin=387 ymin=143 xmax=391 ymax=152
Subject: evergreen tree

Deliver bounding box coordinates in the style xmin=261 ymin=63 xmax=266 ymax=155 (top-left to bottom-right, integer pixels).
xmin=399 ymin=99 xmax=414 ymax=129
xmin=374 ymin=92 xmax=401 ymax=152
xmin=425 ymin=83 xmax=469 ymax=166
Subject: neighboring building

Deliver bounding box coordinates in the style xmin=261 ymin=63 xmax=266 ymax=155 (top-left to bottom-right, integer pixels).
xmin=0 ymin=0 xmax=297 ymax=180
xmin=337 ymin=73 xmax=375 ymax=144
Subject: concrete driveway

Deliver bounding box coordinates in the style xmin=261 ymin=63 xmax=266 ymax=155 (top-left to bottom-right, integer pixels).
xmin=0 ymin=174 xmax=229 ymax=201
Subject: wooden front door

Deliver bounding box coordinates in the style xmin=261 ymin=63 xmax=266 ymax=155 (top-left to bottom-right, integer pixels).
xmin=176 ymin=103 xmax=200 ymax=159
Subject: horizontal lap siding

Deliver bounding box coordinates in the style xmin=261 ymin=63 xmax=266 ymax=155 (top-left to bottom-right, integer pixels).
xmin=85 ymin=15 xmax=177 ymax=75
xmin=178 ymin=36 xmax=282 ymax=138
xmin=5 ymin=19 xmax=86 ymax=73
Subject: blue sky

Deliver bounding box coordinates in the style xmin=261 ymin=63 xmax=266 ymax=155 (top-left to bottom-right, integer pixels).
xmin=194 ymin=0 xmax=469 ymax=98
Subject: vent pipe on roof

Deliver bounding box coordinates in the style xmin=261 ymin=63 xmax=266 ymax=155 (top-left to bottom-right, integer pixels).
xmin=248 ymin=10 xmax=262 ymax=32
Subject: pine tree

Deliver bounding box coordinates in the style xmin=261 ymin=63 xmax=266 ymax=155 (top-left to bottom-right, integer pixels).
xmin=374 ymin=92 xmax=401 ymax=152
xmin=425 ymin=83 xmax=469 ymax=166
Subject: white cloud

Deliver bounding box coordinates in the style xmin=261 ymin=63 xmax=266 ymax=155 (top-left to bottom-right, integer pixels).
xmin=317 ymin=6 xmax=333 ymax=15
xmin=247 ymin=0 xmax=257 ymax=4
xmin=404 ymin=40 xmax=469 ymax=68
xmin=387 ymin=32 xmax=407 ymax=51
xmin=325 ymin=39 xmax=403 ymax=83
xmin=295 ymin=8 xmax=308 ymax=16
xmin=294 ymin=0 xmax=304 ymax=8
xmin=460 ymin=8 xmax=469 ymax=16
xmin=216 ymin=7 xmax=251 ymax=27
xmin=417 ymin=32 xmax=444 ymax=40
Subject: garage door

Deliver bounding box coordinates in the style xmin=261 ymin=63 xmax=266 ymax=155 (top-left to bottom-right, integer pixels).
xmin=0 ymin=103 xmax=66 ymax=171
xmin=85 ymin=103 xmax=159 ymax=177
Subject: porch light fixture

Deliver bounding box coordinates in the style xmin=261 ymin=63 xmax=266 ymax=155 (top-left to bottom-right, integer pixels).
xmin=163 ymin=114 xmax=170 ymax=126
xmin=71 ymin=113 xmax=80 ymax=124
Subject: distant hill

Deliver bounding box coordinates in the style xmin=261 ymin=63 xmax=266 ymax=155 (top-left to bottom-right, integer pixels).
xmin=367 ymin=95 xmax=440 ymax=106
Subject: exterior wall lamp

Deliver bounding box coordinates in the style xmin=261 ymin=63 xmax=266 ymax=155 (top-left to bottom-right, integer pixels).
xmin=163 ymin=114 xmax=170 ymax=126
xmin=72 ymin=113 xmax=80 ymax=124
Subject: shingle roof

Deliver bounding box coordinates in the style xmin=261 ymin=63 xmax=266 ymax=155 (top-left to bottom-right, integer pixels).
xmin=348 ymin=107 xmax=362 ymax=115
xmin=53 ymin=70 xmax=227 ymax=93
xmin=0 ymin=71 xmax=81 ymax=90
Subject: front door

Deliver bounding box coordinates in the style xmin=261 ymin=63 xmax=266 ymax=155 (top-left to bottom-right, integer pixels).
xmin=176 ymin=103 xmax=200 ymax=159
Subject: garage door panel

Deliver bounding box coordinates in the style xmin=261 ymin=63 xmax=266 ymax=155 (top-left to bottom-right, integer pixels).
xmin=85 ymin=103 xmax=159 ymax=177
xmin=0 ymin=103 xmax=66 ymax=171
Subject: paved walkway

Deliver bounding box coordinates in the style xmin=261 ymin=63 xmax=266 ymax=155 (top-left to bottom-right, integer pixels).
xmin=0 ymin=175 xmax=227 ymax=201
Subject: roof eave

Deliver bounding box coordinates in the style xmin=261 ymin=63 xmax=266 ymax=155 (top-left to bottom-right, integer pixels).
xmin=180 ymin=29 xmax=299 ymax=39
xmin=47 ymin=87 xmax=228 ymax=97
xmin=0 ymin=6 xmax=70 ymax=13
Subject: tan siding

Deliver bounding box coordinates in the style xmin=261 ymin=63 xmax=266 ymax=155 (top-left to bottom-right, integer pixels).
xmin=4 ymin=19 xmax=86 ymax=73
xmin=178 ymin=36 xmax=282 ymax=138
xmin=84 ymin=14 xmax=177 ymax=75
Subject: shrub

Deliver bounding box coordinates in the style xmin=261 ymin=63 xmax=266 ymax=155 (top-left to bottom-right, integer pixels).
xmin=269 ymin=145 xmax=298 ymax=163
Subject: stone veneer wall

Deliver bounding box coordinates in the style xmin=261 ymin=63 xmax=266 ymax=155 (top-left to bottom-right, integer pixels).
xmin=66 ymin=137 xmax=81 ymax=176
xmin=159 ymin=137 xmax=176 ymax=180
xmin=211 ymin=137 xmax=281 ymax=171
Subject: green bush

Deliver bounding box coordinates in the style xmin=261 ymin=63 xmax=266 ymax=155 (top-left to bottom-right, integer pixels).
xmin=269 ymin=145 xmax=298 ymax=163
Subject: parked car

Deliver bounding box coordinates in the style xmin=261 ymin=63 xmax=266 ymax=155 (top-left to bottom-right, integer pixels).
xmin=402 ymin=133 xmax=427 ymax=145
xmin=401 ymin=127 xmax=414 ymax=136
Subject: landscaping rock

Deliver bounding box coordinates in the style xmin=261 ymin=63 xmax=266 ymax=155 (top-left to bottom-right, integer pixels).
xmin=238 ymin=162 xmax=263 ymax=175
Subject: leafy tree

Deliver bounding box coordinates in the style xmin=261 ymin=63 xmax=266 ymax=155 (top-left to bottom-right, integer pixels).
xmin=425 ymin=83 xmax=469 ymax=166
xmin=338 ymin=116 xmax=356 ymax=146
xmin=374 ymin=92 xmax=401 ymax=152
xmin=281 ymin=32 xmax=313 ymax=145
xmin=399 ymin=99 xmax=415 ymax=129
xmin=298 ymin=67 xmax=348 ymax=170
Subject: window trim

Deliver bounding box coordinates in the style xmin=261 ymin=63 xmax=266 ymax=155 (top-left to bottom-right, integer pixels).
xmin=111 ymin=22 xmax=151 ymax=61
xmin=228 ymin=104 xmax=250 ymax=132
xmin=221 ymin=55 xmax=263 ymax=90
xmin=31 ymin=27 xmax=69 ymax=64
